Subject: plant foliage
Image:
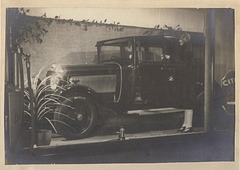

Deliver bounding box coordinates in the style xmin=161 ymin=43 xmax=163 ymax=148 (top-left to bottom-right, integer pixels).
xmin=23 ymin=68 xmax=74 ymax=133
xmin=143 ymin=24 xmax=183 ymax=37
xmin=7 ymin=8 xmax=52 ymax=48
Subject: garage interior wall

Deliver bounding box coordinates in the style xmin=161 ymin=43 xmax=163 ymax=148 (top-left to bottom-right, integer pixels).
xmin=215 ymin=8 xmax=235 ymax=84
xmin=20 ymin=8 xmax=234 ymax=84
xmin=21 ymin=20 xmax=154 ymax=78
xmin=20 ymin=8 xmax=204 ymax=79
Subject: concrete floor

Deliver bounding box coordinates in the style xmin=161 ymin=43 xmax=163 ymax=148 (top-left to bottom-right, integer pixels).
xmin=36 ymin=127 xmax=205 ymax=149
xmin=35 ymin=107 xmax=188 ymax=148
xmin=16 ymin=130 xmax=234 ymax=164
xmin=7 ymin=107 xmax=235 ymax=164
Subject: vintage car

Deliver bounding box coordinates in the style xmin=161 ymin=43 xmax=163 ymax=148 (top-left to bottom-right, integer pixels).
xmin=47 ymin=33 xmax=205 ymax=139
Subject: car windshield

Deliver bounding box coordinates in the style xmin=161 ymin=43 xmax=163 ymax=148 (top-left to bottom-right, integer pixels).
xmin=98 ymin=38 xmax=133 ymax=63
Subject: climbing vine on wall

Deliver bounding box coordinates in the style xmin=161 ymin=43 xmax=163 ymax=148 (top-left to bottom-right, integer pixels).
xmin=8 ymin=8 xmax=125 ymax=53
xmin=7 ymin=8 xmax=52 ymax=47
xmin=143 ymin=24 xmax=183 ymax=37
xmin=52 ymin=15 xmax=125 ymax=32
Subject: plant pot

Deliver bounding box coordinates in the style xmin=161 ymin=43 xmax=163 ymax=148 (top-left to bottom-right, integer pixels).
xmin=21 ymin=129 xmax=31 ymax=148
xmin=36 ymin=129 xmax=52 ymax=146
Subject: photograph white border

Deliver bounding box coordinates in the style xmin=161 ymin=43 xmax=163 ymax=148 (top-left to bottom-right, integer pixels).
xmin=0 ymin=0 xmax=239 ymax=170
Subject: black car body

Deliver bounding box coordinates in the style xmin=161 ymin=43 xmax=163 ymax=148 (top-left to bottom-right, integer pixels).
xmin=47 ymin=33 xmax=205 ymax=139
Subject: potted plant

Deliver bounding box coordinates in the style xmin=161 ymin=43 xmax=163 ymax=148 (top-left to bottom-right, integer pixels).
xmin=24 ymin=67 xmax=73 ymax=146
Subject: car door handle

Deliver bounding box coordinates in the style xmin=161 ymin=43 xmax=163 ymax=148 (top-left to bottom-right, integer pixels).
xmin=128 ymin=65 xmax=134 ymax=69
xmin=15 ymin=88 xmax=21 ymax=92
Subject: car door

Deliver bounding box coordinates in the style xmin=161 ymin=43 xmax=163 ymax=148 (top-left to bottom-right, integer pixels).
xmin=5 ymin=51 xmax=24 ymax=151
xmin=137 ymin=44 xmax=176 ymax=107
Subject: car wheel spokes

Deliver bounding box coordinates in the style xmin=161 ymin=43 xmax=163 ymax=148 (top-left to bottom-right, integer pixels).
xmin=72 ymin=99 xmax=92 ymax=133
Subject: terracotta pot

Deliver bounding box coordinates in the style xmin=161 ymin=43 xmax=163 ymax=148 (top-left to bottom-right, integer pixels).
xmin=36 ymin=129 xmax=52 ymax=146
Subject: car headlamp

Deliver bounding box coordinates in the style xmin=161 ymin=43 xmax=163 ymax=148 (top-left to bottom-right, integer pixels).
xmin=50 ymin=64 xmax=64 ymax=73
xmin=50 ymin=75 xmax=61 ymax=90
xmin=69 ymin=77 xmax=80 ymax=84
xmin=49 ymin=64 xmax=65 ymax=90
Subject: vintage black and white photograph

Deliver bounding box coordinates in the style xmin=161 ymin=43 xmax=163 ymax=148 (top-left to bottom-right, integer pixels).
xmin=3 ymin=7 xmax=236 ymax=166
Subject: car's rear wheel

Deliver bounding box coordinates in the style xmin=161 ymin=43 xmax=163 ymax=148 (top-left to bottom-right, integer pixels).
xmin=54 ymin=92 xmax=97 ymax=140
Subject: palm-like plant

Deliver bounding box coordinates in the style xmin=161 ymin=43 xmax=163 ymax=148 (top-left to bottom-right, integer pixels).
xmin=23 ymin=67 xmax=74 ymax=134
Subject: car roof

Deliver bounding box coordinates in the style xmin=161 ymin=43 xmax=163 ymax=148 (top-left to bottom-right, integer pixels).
xmin=96 ymin=36 xmax=163 ymax=46
xmin=96 ymin=30 xmax=204 ymax=46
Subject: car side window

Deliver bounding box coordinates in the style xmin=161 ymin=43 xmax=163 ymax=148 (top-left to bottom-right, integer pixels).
xmin=136 ymin=44 xmax=145 ymax=62
xmin=5 ymin=51 xmax=10 ymax=83
xmin=17 ymin=57 xmax=23 ymax=89
xmin=14 ymin=53 xmax=19 ymax=87
xmin=138 ymin=46 xmax=163 ymax=62
xmin=147 ymin=47 xmax=163 ymax=61
xmin=124 ymin=42 xmax=133 ymax=59
xmin=100 ymin=46 xmax=121 ymax=61
xmin=7 ymin=52 xmax=23 ymax=89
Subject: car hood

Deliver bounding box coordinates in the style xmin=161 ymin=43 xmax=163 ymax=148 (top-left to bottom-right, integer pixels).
xmin=57 ymin=63 xmax=118 ymax=76
xmin=51 ymin=63 xmax=121 ymax=94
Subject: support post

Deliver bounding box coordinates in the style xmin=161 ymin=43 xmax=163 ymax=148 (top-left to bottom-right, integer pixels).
xmin=204 ymin=9 xmax=215 ymax=132
xmin=25 ymin=54 xmax=35 ymax=154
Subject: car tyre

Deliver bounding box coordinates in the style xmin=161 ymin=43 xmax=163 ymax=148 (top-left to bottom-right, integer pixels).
xmin=54 ymin=92 xmax=97 ymax=140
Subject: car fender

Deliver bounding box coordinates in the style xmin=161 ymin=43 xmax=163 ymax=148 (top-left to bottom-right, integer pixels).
xmin=57 ymin=84 xmax=102 ymax=108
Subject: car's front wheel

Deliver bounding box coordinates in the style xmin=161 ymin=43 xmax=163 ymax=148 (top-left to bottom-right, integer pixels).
xmin=54 ymin=92 xmax=97 ymax=140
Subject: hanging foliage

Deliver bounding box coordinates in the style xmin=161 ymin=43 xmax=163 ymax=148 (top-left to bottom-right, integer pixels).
xmin=8 ymin=8 xmax=125 ymax=52
xmin=54 ymin=16 xmax=125 ymax=32
xmin=143 ymin=24 xmax=183 ymax=37
xmin=7 ymin=8 xmax=52 ymax=49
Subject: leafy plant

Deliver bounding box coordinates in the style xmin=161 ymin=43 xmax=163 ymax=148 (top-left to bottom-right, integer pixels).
xmin=8 ymin=8 xmax=124 ymax=56
xmin=7 ymin=8 xmax=52 ymax=50
xmin=143 ymin=24 xmax=183 ymax=37
xmin=23 ymin=68 xmax=74 ymax=133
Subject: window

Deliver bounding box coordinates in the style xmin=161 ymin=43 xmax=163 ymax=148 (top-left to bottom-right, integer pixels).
xmin=100 ymin=46 xmax=121 ymax=62
xmin=138 ymin=46 xmax=163 ymax=62
xmin=14 ymin=53 xmax=19 ymax=87
xmin=6 ymin=52 xmax=23 ymax=89
xmin=147 ymin=47 xmax=163 ymax=61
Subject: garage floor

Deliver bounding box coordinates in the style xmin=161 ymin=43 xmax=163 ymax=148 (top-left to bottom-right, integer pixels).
xmin=34 ymin=107 xmax=205 ymax=149
xmin=36 ymin=127 xmax=205 ymax=149
xmin=10 ymin=107 xmax=234 ymax=164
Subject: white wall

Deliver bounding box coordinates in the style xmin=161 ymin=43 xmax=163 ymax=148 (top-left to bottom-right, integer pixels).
xmin=25 ymin=8 xmax=235 ymax=83
xmin=28 ymin=8 xmax=204 ymax=32
xmin=215 ymin=9 xmax=235 ymax=83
